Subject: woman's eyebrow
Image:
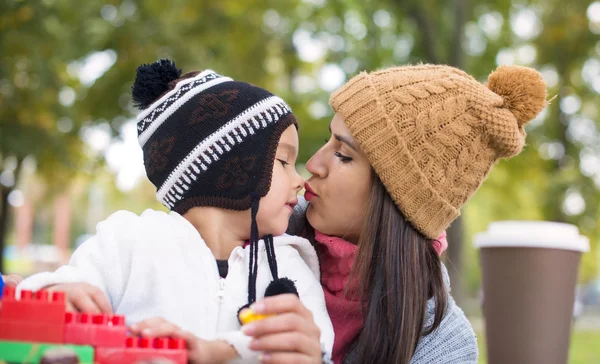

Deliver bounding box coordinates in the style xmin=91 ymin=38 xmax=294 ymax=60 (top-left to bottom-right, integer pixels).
xmin=328 ymin=124 xmax=358 ymax=151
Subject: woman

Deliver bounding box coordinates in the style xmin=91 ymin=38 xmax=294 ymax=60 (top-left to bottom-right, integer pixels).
xmin=242 ymin=64 xmax=547 ymax=363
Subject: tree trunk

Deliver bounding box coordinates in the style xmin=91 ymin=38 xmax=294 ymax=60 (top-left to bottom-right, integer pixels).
xmin=445 ymin=0 xmax=467 ymax=305
xmin=407 ymin=6 xmax=440 ymax=64
xmin=450 ymin=0 xmax=467 ymax=68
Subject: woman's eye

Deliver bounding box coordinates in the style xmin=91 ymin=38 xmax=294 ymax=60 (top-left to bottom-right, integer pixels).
xmin=334 ymin=152 xmax=353 ymax=163
xmin=278 ymin=159 xmax=289 ymax=167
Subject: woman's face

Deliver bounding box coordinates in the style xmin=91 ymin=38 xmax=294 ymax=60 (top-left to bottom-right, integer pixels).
xmin=304 ymin=114 xmax=373 ymax=243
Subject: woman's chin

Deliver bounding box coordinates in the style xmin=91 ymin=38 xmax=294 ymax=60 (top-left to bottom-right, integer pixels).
xmin=306 ymin=206 xmax=327 ymax=234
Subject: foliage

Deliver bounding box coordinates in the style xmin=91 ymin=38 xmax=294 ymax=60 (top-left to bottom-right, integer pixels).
xmin=1 ymin=0 xmax=598 ymax=284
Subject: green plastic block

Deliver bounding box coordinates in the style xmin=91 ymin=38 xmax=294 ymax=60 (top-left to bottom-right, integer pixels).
xmin=0 ymin=340 xmax=94 ymax=363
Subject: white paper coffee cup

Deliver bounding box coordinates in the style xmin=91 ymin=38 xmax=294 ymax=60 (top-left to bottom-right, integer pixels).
xmin=475 ymin=220 xmax=589 ymax=364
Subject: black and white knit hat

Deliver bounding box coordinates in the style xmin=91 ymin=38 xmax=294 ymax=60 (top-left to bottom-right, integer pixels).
xmin=133 ymin=60 xmax=297 ymax=213
xmin=132 ymin=59 xmax=299 ymax=315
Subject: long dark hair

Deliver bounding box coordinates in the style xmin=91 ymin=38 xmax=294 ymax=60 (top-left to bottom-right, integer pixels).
xmin=351 ymin=174 xmax=448 ymax=363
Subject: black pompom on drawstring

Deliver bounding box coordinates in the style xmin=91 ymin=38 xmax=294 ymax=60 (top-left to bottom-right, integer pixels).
xmin=131 ymin=59 xmax=182 ymax=110
xmin=263 ymin=234 xmax=298 ymax=297
xmin=237 ymin=194 xmax=298 ymax=325
xmin=265 ymin=277 xmax=298 ymax=297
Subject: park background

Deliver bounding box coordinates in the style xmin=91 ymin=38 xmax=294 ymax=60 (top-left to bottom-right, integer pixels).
xmin=1 ymin=0 xmax=599 ymax=362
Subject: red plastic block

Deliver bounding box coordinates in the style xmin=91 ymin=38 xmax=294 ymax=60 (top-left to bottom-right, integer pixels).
xmin=0 ymin=287 xmax=65 ymax=324
xmin=94 ymin=347 xmax=127 ymax=364
xmin=0 ymin=287 xmax=65 ymax=342
xmin=0 ymin=319 xmax=65 ymax=343
xmin=95 ymin=337 xmax=187 ymax=364
xmin=64 ymin=312 xmax=127 ymax=347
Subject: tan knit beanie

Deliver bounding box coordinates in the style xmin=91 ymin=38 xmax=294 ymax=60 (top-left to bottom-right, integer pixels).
xmin=329 ymin=64 xmax=547 ymax=239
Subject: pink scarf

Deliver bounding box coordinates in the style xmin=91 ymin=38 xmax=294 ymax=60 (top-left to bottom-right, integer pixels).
xmin=315 ymin=231 xmax=448 ymax=363
xmin=314 ymin=231 xmax=362 ymax=364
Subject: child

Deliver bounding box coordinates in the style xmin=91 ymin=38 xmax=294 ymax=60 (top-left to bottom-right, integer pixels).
xmin=18 ymin=60 xmax=334 ymax=363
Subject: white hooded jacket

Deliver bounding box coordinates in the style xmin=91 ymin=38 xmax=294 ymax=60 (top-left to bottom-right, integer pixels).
xmin=19 ymin=209 xmax=334 ymax=363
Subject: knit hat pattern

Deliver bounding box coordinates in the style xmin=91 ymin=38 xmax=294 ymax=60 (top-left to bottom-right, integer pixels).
xmin=330 ymin=64 xmax=547 ymax=239
xmin=132 ymin=60 xmax=297 ymax=214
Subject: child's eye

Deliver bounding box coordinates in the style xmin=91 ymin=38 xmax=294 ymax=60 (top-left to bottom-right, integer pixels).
xmin=334 ymin=152 xmax=352 ymax=163
xmin=278 ymin=159 xmax=289 ymax=167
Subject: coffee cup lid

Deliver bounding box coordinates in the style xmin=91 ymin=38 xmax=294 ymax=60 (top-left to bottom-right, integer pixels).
xmin=474 ymin=221 xmax=590 ymax=252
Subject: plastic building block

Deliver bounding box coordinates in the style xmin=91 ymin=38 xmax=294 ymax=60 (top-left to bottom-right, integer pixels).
xmin=0 ymin=287 xmax=66 ymax=324
xmin=65 ymin=312 xmax=127 ymax=347
xmin=239 ymin=307 xmax=274 ymax=325
xmin=0 ymin=320 xmax=65 ymax=343
xmin=95 ymin=337 xmax=187 ymax=364
xmin=0 ymin=287 xmax=66 ymax=343
xmin=0 ymin=339 xmax=94 ymax=363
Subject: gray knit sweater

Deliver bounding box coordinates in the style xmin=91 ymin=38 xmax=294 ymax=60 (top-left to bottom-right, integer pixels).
xmin=288 ymin=198 xmax=478 ymax=363
xmin=342 ymin=265 xmax=478 ymax=363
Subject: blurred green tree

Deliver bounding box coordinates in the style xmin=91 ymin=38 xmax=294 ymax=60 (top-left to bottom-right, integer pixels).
xmin=0 ymin=0 xmax=304 ymax=270
xmin=1 ymin=0 xmax=598 ymax=290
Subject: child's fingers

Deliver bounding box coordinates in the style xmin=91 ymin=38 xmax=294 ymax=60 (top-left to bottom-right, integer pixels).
xmin=2 ymin=274 xmax=23 ymax=286
xmin=46 ymin=283 xmax=112 ymax=314
xmin=242 ymin=312 xmax=320 ymax=339
xmin=87 ymin=286 xmax=113 ymax=314
xmin=65 ymin=300 xmax=77 ymax=312
xmin=249 ymin=332 xmax=321 ymax=355
xmin=259 ymin=352 xmax=316 ymax=364
xmin=251 ymin=294 xmax=312 ymax=317
xmin=129 ymin=317 xmax=184 ymax=338
xmin=143 ymin=323 xmax=184 ymax=338
xmin=128 ymin=317 xmax=162 ymax=334
xmin=71 ymin=293 xmax=102 ymax=313
xmin=129 ymin=316 xmax=168 ymax=332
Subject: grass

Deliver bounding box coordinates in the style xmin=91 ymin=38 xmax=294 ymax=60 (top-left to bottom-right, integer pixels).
xmin=476 ymin=330 xmax=600 ymax=364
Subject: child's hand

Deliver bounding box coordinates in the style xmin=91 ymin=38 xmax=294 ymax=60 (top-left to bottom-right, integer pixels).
xmin=130 ymin=317 xmax=238 ymax=364
xmin=47 ymin=282 xmax=112 ymax=314
xmin=242 ymin=295 xmax=323 ymax=363
xmin=2 ymin=274 xmax=23 ymax=287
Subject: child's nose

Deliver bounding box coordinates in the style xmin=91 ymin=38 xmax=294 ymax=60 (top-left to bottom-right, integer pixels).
xmin=293 ymin=171 xmax=305 ymax=191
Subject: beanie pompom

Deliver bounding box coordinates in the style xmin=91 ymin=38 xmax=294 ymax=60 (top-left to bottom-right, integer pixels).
xmin=132 ymin=59 xmax=182 ymax=110
xmin=487 ymin=65 xmax=547 ymax=127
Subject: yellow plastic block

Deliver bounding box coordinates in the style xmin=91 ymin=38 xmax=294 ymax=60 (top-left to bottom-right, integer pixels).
xmin=239 ymin=308 xmax=274 ymax=325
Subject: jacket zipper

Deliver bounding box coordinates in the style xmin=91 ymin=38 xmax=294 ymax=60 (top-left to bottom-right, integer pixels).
xmin=217 ymin=277 xmax=226 ymax=302
xmin=214 ymin=273 xmax=227 ymax=333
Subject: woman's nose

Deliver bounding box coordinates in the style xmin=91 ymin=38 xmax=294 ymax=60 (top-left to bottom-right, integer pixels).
xmin=305 ymin=147 xmax=327 ymax=178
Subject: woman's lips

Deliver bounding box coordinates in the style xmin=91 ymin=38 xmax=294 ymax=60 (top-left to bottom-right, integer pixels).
xmin=304 ymin=183 xmax=318 ymax=202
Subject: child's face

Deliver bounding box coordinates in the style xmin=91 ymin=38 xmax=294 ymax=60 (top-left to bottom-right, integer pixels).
xmin=256 ymin=125 xmax=304 ymax=236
